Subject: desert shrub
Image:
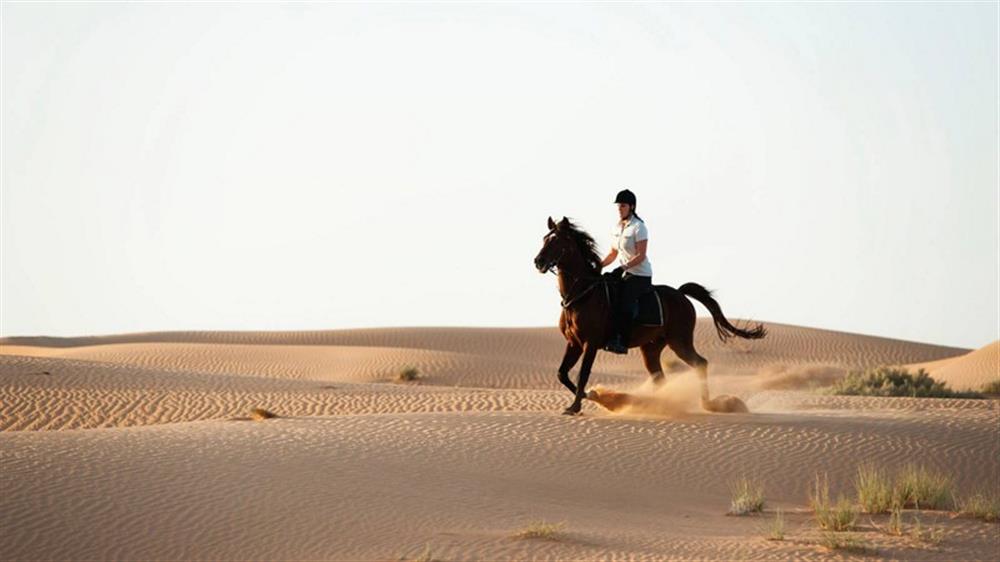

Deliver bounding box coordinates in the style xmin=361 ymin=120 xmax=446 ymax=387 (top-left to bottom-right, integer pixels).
xmin=728 ymin=475 xmax=765 ymax=515
xmin=959 ymin=489 xmax=1000 ymax=522
xmin=981 ymin=380 xmax=1000 ymax=395
xmin=810 ymin=473 xmax=857 ymax=531
xmin=894 ymin=464 xmax=954 ymax=510
xmin=511 ymin=520 xmax=564 ymax=540
xmin=397 ymin=366 xmax=420 ymax=382
xmin=855 ymin=463 xmax=894 ymax=513
xmin=829 ymin=367 xmax=982 ymax=399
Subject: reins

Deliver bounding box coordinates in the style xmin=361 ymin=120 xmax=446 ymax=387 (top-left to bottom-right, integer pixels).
xmin=541 ymin=228 xmax=612 ymax=310
xmin=549 ymin=266 xmax=604 ymax=309
xmin=560 ymin=278 xmax=601 ymax=309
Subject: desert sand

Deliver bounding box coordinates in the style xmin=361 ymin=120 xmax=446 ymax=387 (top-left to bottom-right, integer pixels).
xmin=1 ymin=321 xmax=997 ymax=561
xmin=904 ymin=341 xmax=1000 ymax=391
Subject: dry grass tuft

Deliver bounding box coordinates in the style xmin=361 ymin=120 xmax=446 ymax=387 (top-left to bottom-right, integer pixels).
xmin=409 ymin=544 xmax=436 ymax=562
xmin=810 ymin=473 xmax=857 ymax=531
xmin=958 ymin=489 xmax=1000 ymax=522
xmin=855 ymin=463 xmax=894 ymax=514
xmin=728 ymin=475 xmax=765 ymax=515
xmin=761 ymin=508 xmax=785 ymax=541
xmin=511 ymin=520 xmax=565 ymax=540
xmin=885 ymin=505 xmax=905 ymax=536
xmin=894 ymin=464 xmax=954 ymax=510
xmin=818 ymin=532 xmax=871 ymax=554
xmin=909 ymin=513 xmax=946 ymax=546
xmin=397 ymin=366 xmax=420 ymax=382
xmin=250 ymin=407 xmax=277 ymax=421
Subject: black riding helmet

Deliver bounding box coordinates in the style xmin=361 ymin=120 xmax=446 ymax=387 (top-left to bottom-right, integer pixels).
xmin=614 ymin=189 xmax=636 ymax=206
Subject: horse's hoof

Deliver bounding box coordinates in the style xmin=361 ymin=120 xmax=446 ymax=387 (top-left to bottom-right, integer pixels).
xmin=562 ymin=406 xmax=582 ymax=416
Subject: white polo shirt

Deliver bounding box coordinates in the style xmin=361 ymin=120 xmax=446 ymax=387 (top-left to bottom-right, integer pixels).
xmin=613 ymin=215 xmax=652 ymax=276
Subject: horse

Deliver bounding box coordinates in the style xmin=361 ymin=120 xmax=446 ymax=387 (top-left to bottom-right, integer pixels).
xmin=533 ymin=216 xmax=766 ymax=415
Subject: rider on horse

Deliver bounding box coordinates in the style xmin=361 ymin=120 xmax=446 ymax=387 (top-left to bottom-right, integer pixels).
xmin=600 ymin=189 xmax=652 ymax=354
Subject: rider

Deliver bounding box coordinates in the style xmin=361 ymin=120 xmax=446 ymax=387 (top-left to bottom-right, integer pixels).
xmin=600 ymin=189 xmax=652 ymax=354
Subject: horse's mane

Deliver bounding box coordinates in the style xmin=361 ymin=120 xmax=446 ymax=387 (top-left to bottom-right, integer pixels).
xmin=560 ymin=219 xmax=603 ymax=274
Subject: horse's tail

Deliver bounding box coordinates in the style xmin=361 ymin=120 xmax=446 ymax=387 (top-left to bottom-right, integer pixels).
xmin=678 ymin=282 xmax=767 ymax=342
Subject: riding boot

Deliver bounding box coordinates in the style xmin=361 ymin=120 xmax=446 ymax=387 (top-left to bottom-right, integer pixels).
xmin=619 ymin=323 xmax=633 ymax=349
xmin=604 ymin=326 xmax=628 ymax=354
xmin=604 ymin=332 xmax=628 ymax=354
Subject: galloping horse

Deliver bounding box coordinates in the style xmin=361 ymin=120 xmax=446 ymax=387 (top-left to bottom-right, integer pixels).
xmin=533 ymin=216 xmax=766 ymax=415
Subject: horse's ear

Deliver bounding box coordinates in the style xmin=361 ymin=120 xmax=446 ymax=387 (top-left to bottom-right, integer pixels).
xmin=559 ymin=216 xmax=570 ymax=228
xmin=547 ymin=216 xmax=556 ymax=231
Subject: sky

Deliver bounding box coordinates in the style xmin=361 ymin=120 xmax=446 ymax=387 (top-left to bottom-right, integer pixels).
xmin=2 ymin=2 xmax=997 ymax=349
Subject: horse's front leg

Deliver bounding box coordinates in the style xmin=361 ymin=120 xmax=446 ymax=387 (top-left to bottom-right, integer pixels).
xmin=563 ymin=344 xmax=599 ymax=415
xmin=557 ymin=342 xmax=583 ymax=395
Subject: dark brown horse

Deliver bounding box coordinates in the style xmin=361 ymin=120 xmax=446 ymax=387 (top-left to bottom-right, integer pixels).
xmin=533 ymin=216 xmax=766 ymax=415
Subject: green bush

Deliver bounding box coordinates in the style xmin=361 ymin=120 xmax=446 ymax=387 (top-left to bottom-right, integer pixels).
xmin=829 ymin=367 xmax=982 ymax=399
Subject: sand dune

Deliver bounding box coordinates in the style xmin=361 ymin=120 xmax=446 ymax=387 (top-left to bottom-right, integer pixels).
xmin=903 ymin=340 xmax=999 ymax=391
xmin=1 ymin=319 xmax=970 ymax=382
xmin=1 ymin=323 xmax=996 ymax=561
xmin=0 ymin=354 xmax=574 ymax=431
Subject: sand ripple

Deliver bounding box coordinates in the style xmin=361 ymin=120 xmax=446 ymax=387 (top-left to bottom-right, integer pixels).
xmin=1 ymin=326 xmax=996 ymax=561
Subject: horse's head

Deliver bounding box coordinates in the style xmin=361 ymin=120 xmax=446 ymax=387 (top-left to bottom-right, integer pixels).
xmin=534 ymin=216 xmax=575 ymax=273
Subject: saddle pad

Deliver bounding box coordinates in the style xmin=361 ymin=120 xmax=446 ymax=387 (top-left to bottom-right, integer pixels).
xmin=635 ymin=289 xmax=665 ymax=326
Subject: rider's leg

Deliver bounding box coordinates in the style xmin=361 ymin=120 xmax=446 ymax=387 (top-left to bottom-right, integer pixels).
xmin=605 ymin=274 xmax=638 ymax=352
xmin=617 ymin=275 xmax=651 ymax=346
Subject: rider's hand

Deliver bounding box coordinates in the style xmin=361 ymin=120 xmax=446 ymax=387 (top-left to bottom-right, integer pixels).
xmin=610 ymin=266 xmax=625 ymax=278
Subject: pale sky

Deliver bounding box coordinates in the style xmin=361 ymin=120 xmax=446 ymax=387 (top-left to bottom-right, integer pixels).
xmin=2 ymin=2 xmax=997 ymax=349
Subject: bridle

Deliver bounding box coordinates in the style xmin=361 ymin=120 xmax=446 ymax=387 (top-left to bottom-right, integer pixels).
xmin=542 ymin=245 xmax=604 ymax=310
xmin=559 ymin=276 xmax=602 ymax=309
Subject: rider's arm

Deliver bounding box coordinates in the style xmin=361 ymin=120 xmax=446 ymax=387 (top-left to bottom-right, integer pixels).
xmin=621 ymin=239 xmax=648 ymax=269
xmin=600 ymin=249 xmax=618 ymax=268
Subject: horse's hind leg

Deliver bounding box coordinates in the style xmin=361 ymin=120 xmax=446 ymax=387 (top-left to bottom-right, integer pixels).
xmin=640 ymin=337 xmax=668 ymax=385
xmin=667 ymin=338 xmax=711 ymax=407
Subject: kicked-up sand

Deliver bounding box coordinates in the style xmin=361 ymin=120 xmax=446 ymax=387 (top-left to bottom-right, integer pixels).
xmin=1 ymin=321 xmax=997 ymax=560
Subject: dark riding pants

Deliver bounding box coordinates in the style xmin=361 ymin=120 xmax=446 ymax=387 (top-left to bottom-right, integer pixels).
xmin=615 ymin=273 xmax=652 ymax=341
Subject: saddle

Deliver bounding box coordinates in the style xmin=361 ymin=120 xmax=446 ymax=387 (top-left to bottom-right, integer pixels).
xmin=601 ymin=273 xmax=669 ymax=327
